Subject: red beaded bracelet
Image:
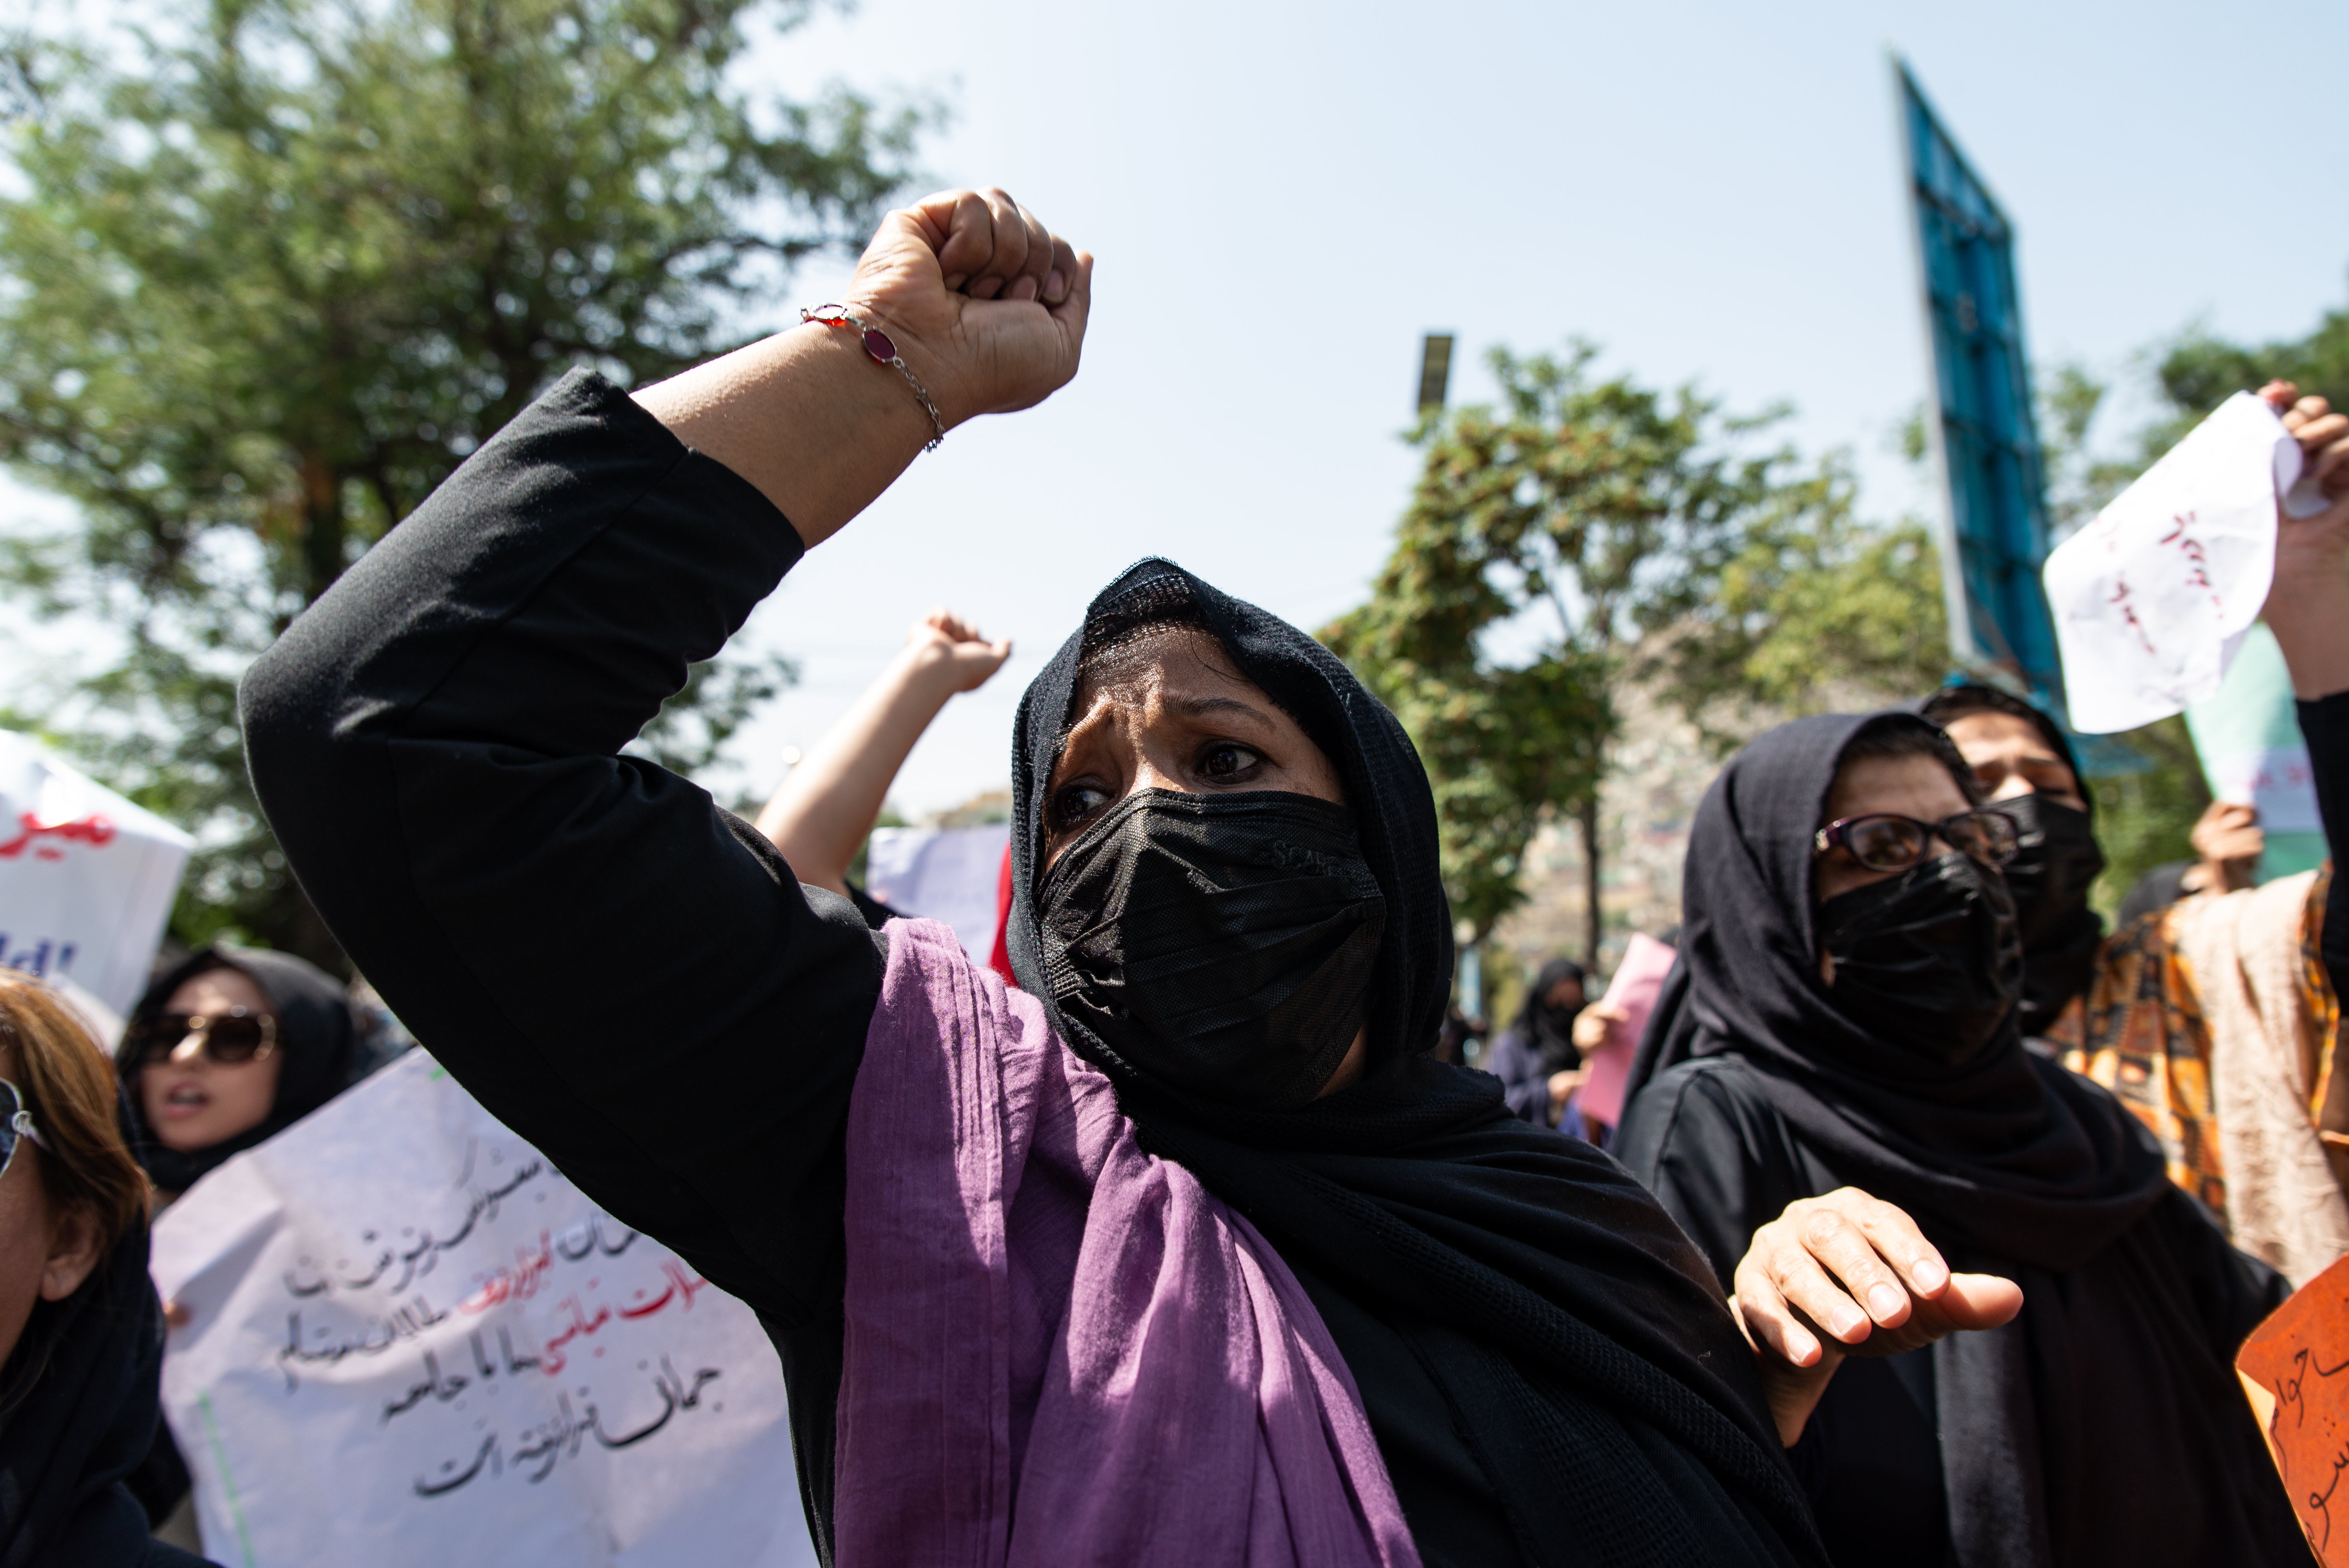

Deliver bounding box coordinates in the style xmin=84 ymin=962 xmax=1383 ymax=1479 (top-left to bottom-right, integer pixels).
xmin=799 ymin=303 xmax=946 ymax=451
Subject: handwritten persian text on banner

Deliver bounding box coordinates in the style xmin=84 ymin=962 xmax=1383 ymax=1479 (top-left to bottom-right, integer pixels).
xmin=2238 ymin=1251 xmax=2349 ymax=1564
xmin=0 ymin=729 xmax=191 ymax=1021
xmin=150 ymin=1050 xmax=817 ymax=1568
xmin=2043 ymin=392 xmax=2323 ymax=735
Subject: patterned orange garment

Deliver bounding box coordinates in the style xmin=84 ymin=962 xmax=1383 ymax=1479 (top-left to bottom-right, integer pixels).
xmin=2053 ymin=868 xmax=2335 ymax=1235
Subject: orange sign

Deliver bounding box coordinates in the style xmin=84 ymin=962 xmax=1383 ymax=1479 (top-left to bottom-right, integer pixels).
xmin=2239 ymin=1252 xmax=2349 ymax=1563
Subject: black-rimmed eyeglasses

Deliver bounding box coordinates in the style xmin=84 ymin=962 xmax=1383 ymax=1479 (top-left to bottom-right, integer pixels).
xmin=1814 ymin=808 xmax=2020 ymax=873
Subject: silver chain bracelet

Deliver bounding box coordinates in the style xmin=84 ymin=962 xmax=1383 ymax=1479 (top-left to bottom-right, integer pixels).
xmin=799 ymin=303 xmax=946 ymax=451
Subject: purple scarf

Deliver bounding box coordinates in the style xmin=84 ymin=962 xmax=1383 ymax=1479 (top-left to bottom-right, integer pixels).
xmin=836 ymin=919 xmax=1420 ymax=1566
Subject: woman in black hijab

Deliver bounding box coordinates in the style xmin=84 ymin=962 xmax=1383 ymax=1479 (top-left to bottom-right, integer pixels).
xmin=1009 ymin=562 xmax=1825 ymax=1565
xmin=1483 ymin=958 xmax=1586 ymax=1125
xmin=1916 ymin=682 xmax=2107 ymax=1039
xmin=233 ymin=187 xmax=1886 ymax=1566
xmin=116 ymin=947 xmax=361 ymax=1200
xmin=1617 ymin=711 xmax=2305 ymax=1568
xmin=109 ymin=947 xmax=361 ymax=1537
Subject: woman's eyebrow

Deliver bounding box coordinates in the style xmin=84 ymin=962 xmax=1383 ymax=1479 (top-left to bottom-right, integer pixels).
xmin=1164 ymin=694 xmax=1272 ymax=725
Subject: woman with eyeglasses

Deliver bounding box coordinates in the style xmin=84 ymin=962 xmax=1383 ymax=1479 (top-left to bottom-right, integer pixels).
xmin=0 ymin=973 xmax=212 ymax=1566
xmin=1615 ymin=713 xmax=2306 ymax=1568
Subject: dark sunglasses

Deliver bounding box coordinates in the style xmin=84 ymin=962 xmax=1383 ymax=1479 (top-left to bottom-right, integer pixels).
xmin=0 ymin=1078 xmax=42 ymax=1184
xmin=1813 ymin=808 xmax=2020 ymax=873
xmin=125 ymin=1008 xmax=279 ymax=1069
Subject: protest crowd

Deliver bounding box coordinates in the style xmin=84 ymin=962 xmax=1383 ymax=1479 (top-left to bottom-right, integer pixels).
xmin=5 ymin=169 xmax=2349 ymax=1568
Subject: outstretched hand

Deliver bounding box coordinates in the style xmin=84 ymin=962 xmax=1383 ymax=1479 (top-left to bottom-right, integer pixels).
xmin=1731 ymin=1187 xmax=2023 ymax=1445
xmin=906 ymin=608 xmax=1012 ymax=694
xmin=845 ymin=188 xmax=1093 ymax=429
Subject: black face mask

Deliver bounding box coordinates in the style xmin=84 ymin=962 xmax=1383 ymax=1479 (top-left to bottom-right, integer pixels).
xmin=1996 ymin=792 xmax=2107 ymax=1034
xmin=1037 ymin=788 xmax=1386 ymax=1108
xmin=1815 ymin=851 xmax=2022 ymax=1064
xmin=1998 ymin=791 xmax=2106 ymax=948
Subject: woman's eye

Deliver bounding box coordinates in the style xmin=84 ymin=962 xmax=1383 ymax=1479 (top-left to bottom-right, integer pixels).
xmin=1051 ymin=783 xmax=1109 ymax=830
xmin=1196 ymin=743 xmax=1262 ymax=782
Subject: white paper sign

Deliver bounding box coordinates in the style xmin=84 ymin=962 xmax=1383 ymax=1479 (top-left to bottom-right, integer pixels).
xmin=865 ymin=823 xmax=1009 ymax=962
xmin=2203 ymin=745 xmax=2324 ymax=834
xmin=2044 ymin=392 xmax=2315 ymax=734
xmin=0 ymin=730 xmax=192 ymax=1021
xmin=151 ymin=1051 xmax=816 ymax=1568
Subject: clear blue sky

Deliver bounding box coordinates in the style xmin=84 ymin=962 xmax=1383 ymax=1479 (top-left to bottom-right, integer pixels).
xmin=11 ymin=0 xmax=2347 ymax=818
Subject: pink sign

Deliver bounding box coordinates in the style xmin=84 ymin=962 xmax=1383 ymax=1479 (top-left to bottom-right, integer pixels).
xmin=1577 ymin=933 xmax=1678 ymax=1129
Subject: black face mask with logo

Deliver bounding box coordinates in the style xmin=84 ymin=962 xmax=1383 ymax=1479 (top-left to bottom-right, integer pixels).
xmin=1037 ymin=789 xmax=1387 ymax=1108
xmin=1815 ymin=850 xmax=2023 ymax=1065
xmin=1995 ymin=791 xmax=2108 ymax=1035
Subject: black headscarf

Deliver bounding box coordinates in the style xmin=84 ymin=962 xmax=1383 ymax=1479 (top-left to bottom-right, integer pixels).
xmin=117 ymin=946 xmax=358 ymax=1195
xmin=1007 ymin=560 xmax=1826 ymax=1567
xmin=1628 ymin=711 xmax=2166 ymax=1269
xmin=1622 ymin=713 xmax=2301 ymax=1566
xmin=1918 ymin=682 xmax=2107 ymax=1036
xmin=1515 ymin=957 xmax=1588 ymax=1074
xmin=0 ymin=1096 xmax=209 ymax=1568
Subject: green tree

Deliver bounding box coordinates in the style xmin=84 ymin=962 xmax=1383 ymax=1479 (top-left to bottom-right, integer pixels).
xmin=1325 ymin=344 xmax=1788 ymax=965
xmin=0 ymin=0 xmax=923 ymax=967
xmin=1661 ymin=453 xmax=1949 ymax=747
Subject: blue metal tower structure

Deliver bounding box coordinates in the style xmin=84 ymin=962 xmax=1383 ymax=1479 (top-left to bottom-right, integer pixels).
xmin=1896 ymin=58 xmax=2066 ymax=709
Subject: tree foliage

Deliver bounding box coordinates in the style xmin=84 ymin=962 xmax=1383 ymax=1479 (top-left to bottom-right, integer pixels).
xmin=1661 ymin=455 xmax=1948 ymax=747
xmin=0 ymin=0 xmax=923 ymax=966
xmin=1325 ymin=344 xmax=1791 ymax=947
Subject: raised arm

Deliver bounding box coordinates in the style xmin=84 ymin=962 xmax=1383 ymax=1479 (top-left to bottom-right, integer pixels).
xmin=755 ymin=610 xmax=1012 ymax=895
xmin=2260 ymin=382 xmax=2349 ymax=1008
xmin=238 ymin=189 xmax=1090 ymax=1324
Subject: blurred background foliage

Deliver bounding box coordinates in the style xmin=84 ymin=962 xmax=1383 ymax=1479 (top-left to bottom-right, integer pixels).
xmin=0 ymin=0 xmax=928 ymax=969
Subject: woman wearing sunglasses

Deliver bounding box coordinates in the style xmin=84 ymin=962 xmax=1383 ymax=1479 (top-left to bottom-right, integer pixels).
xmin=114 ymin=948 xmax=360 ymax=1206
xmin=0 ymin=973 xmax=211 ymax=1566
xmin=1615 ymin=713 xmax=2304 ymax=1568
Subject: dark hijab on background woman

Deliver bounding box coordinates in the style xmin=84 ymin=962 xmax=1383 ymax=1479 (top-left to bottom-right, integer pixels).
xmin=1616 ymin=711 xmax=2303 ymax=1568
xmin=1483 ymin=958 xmax=1586 ymax=1125
xmin=108 ymin=946 xmax=362 ymax=1538
xmin=115 ymin=947 xmax=360 ymax=1198
xmin=1916 ymin=682 xmax=2107 ymax=1039
xmin=1007 ymin=561 xmax=1826 ymax=1567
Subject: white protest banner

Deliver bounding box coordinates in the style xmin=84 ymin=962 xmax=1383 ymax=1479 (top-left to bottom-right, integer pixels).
xmin=151 ymin=1049 xmax=816 ymax=1568
xmin=866 ymin=822 xmax=1009 ymax=962
xmin=0 ymin=730 xmax=192 ymax=1024
xmin=2043 ymin=392 xmax=2328 ymax=734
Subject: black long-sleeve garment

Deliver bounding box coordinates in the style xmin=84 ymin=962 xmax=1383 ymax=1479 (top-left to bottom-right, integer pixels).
xmin=239 ymin=371 xmax=1537 ymax=1566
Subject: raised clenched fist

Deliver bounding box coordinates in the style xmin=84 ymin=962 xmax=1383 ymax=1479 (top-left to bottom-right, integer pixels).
xmin=842 ymin=188 xmax=1092 ymax=431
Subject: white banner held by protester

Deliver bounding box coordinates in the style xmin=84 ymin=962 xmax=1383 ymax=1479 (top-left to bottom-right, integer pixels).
xmin=2044 ymin=392 xmax=2328 ymax=734
xmin=0 ymin=730 xmax=193 ymax=1023
xmin=865 ymin=823 xmax=1009 ymax=962
xmin=150 ymin=1050 xmax=816 ymax=1568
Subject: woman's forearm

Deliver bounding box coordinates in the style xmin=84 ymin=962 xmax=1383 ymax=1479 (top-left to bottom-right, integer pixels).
xmin=631 ymin=324 xmax=941 ymax=549
xmin=758 ymin=645 xmax=963 ymax=893
xmin=2268 ymin=567 xmax=2349 ymax=702
xmin=634 ymin=187 xmax=1090 ymax=550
